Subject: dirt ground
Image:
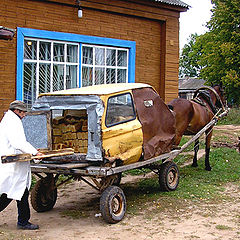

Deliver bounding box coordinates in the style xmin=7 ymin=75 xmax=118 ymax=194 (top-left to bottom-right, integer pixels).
xmin=0 ymin=125 xmax=240 ymax=240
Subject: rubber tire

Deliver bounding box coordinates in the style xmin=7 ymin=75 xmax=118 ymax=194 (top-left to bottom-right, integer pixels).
xmin=159 ymin=161 xmax=179 ymax=192
xmin=100 ymin=186 xmax=126 ymax=224
xmin=31 ymin=178 xmax=57 ymax=212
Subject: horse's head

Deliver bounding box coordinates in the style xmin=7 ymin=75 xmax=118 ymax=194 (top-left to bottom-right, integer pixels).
xmin=211 ymin=84 xmax=226 ymax=109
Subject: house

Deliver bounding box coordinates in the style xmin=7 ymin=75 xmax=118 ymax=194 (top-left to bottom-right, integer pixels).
xmin=179 ymin=77 xmax=206 ymax=100
xmin=0 ymin=0 xmax=189 ymax=117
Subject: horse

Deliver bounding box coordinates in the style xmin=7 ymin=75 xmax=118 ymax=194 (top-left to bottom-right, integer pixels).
xmin=168 ymin=85 xmax=226 ymax=171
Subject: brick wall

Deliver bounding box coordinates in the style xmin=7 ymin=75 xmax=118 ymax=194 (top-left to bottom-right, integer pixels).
xmin=0 ymin=0 xmax=184 ymax=117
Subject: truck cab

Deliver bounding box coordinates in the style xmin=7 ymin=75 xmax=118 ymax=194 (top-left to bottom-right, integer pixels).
xmin=24 ymin=83 xmax=176 ymax=167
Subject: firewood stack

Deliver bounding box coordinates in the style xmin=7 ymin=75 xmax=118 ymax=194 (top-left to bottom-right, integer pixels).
xmin=52 ymin=110 xmax=88 ymax=153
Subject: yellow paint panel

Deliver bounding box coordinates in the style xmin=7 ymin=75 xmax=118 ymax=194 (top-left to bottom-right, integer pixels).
xmin=102 ymin=119 xmax=143 ymax=165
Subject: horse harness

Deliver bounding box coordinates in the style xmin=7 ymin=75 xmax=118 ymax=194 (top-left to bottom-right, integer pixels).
xmin=191 ymin=85 xmax=226 ymax=115
xmin=184 ymin=91 xmax=216 ymax=135
xmin=191 ymin=90 xmax=217 ymax=114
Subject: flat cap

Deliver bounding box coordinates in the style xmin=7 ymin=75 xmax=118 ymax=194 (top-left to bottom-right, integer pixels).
xmin=9 ymin=100 xmax=27 ymax=112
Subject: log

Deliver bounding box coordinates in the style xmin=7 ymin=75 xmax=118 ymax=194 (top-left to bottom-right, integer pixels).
xmin=40 ymin=153 xmax=87 ymax=164
xmin=1 ymin=153 xmax=32 ymax=163
xmin=1 ymin=148 xmax=75 ymax=164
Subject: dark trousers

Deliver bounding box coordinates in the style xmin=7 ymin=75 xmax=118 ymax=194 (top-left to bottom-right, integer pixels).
xmin=0 ymin=188 xmax=30 ymax=226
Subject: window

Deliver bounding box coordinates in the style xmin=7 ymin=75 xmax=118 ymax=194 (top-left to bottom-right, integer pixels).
xmin=17 ymin=28 xmax=136 ymax=109
xmin=23 ymin=39 xmax=79 ymax=108
xmin=106 ymin=93 xmax=135 ymax=127
xmin=82 ymin=45 xmax=128 ymax=87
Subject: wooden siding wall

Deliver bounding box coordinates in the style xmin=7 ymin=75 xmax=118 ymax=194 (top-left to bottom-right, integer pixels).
xmin=0 ymin=0 xmax=181 ymax=117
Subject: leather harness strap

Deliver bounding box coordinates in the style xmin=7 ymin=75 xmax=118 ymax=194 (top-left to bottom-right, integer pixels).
xmin=192 ymin=92 xmax=217 ymax=114
xmin=193 ymin=86 xmax=226 ymax=111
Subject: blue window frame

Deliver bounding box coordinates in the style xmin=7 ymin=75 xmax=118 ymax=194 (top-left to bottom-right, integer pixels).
xmin=16 ymin=27 xmax=136 ymax=101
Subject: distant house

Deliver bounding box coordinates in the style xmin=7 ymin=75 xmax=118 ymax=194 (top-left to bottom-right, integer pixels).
xmin=179 ymin=78 xmax=206 ymax=100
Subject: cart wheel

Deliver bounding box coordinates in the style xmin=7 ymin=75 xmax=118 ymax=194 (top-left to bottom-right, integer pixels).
xmin=113 ymin=173 xmax=122 ymax=186
xmin=100 ymin=186 xmax=126 ymax=223
xmin=159 ymin=161 xmax=179 ymax=191
xmin=31 ymin=177 xmax=57 ymax=212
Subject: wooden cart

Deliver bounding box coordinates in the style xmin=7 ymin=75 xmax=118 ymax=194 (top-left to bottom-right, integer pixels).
xmin=24 ymin=110 xmax=227 ymax=224
xmin=1 ymin=82 xmax=228 ymax=224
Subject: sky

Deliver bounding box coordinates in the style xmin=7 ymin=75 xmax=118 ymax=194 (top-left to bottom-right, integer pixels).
xmin=179 ymin=0 xmax=213 ymax=51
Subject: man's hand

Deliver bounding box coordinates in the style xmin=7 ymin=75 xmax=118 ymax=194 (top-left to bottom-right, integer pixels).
xmin=36 ymin=152 xmax=44 ymax=156
xmin=33 ymin=151 xmax=44 ymax=163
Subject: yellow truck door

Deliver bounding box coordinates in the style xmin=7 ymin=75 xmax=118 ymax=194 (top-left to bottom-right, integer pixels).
xmin=101 ymin=92 xmax=143 ymax=165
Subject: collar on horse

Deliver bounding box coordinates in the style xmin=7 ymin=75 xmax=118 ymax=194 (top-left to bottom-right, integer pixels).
xmin=192 ymin=91 xmax=217 ymax=114
xmin=192 ymin=86 xmax=225 ymax=114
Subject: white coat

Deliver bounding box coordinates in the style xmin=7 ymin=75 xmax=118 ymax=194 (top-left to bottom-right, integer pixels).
xmin=0 ymin=110 xmax=38 ymax=200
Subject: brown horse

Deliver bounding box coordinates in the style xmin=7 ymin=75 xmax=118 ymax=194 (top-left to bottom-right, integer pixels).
xmin=168 ymin=85 xmax=226 ymax=171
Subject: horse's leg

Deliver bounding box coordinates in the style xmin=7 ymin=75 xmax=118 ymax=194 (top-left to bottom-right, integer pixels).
xmin=205 ymin=129 xmax=213 ymax=171
xmin=192 ymin=138 xmax=199 ymax=167
xmin=173 ymin=121 xmax=192 ymax=147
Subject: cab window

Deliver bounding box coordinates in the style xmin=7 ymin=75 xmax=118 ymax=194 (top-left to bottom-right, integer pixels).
xmin=106 ymin=93 xmax=136 ymax=127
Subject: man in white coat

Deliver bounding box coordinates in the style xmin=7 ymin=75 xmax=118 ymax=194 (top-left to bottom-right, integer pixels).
xmin=0 ymin=100 xmax=42 ymax=230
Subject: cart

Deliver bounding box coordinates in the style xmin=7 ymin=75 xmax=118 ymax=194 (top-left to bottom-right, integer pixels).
xmin=27 ymin=109 xmax=227 ymax=223
xmin=2 ymin=83 xmax=228 ymax=223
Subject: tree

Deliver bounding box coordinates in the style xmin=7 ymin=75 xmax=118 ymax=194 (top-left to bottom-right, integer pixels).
xmin=179 ymin=33 xmax=203 ymax=78
xmin=179 ymin=0 xmax=240 ymax=105
xmin=199 ymin=0 xmax=240 ymax=105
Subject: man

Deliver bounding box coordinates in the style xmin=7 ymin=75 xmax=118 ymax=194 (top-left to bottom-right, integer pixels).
xmin=0 ymin=100 xmax=42 ymax=230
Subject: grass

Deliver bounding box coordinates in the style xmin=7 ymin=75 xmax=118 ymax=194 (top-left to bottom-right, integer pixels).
xmin=178 ymin=135 xmax=205 ymax=152
xmin=215 ymin=225 xmax=232 ymax=230
xmin=123 ymin=168 xmax=150 ymax=176
xmin=212 ymin=134 xmax=233 ymax=144
xmin=31 ymin=173 xmax=72 ymax=189
xmin=123 ymin=146 xmax=240 ymax=215
xmin=218 ymin=107 xmax=240 ymax=125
